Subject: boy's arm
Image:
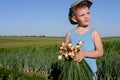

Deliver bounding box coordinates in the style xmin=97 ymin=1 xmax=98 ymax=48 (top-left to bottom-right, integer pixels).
xmin=64 ymin=31 xmax=70 ymax=44
xmin=92 ymin=29 xmax=104 ymax=57
xmin=82 ymin=29 xmax=104 ymax=58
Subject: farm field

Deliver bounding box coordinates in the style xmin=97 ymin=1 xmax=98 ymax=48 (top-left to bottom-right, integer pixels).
xmin=0 ymin=36 xmax=120 ymax=80
xmin=0 ymin=36 xmax=64 ymax=48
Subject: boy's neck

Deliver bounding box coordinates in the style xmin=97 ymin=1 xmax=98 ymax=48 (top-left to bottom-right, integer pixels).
xmin=77 ymin=25 xmax=89 ymax=29
xmin=75 ymin=25 xmax=90 ymax=34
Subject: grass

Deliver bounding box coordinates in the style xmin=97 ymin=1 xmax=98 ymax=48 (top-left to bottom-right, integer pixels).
xmin=0 ymin=36 xmax=64 ymax=48
xmin=0 ymin=36 xmax=120 ymax=79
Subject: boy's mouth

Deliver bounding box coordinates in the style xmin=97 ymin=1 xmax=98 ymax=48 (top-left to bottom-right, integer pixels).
xmin=85 ymin=19 xmax=89 ymax=23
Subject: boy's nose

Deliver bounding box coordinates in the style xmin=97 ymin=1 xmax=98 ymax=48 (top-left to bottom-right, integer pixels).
xmin=84 ymin=15 xmax=88 ymax=19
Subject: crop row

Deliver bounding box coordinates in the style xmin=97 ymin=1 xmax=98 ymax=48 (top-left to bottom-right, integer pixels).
xmin=0 ymin=39 xmax=120 ymax=79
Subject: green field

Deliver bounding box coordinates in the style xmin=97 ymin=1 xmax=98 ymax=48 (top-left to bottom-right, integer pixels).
xmin=0 ymin=36 xmax=120 ymax=80
xmin=0 ymin=36 xmax=64 ymax=48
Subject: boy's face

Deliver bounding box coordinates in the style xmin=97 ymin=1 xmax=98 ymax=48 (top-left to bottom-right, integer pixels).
xmin=73 ymin=7 xmax=91 ymax=27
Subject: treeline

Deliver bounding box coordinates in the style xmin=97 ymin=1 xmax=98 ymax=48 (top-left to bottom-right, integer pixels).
xmin=0 ymin=35 xmax=46 ymax=37
xmin=0 ymin=35 xmax=120 ymax=38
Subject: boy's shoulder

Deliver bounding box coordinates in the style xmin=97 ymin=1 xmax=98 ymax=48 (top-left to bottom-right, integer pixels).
xmin=91 ymin=27 xmax=99 ymax=33
xmin=92 ymin=28 xmax=99 ymax=33
xmin=92 ymin=28 xmax=101 ymax=38
xmin=66 ymin=28 xmax=75 ymax=33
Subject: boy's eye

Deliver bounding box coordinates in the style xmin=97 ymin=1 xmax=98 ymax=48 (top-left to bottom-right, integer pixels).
xmin=80 ymin=14 xmax=84 ymax=16
xmin=79 ymin=14 xmax=84 ymax=17
xmin=87 ymin=12 xmax=90 ymax=14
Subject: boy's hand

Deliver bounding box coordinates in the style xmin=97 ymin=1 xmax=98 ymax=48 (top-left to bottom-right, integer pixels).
xmin=74 ymin=51 xmax=86 ymax=62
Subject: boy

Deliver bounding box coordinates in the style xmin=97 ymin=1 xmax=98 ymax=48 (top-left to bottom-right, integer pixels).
xmin=65 ymin=0 xmax=104 ymax=79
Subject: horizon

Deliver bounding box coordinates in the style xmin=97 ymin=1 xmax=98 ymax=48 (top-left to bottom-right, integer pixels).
xmin=0 ymin=35 xmax=120 ymax=38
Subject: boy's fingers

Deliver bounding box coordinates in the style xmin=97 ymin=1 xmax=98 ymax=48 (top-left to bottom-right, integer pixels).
xmin=74 ymin=57 xmax=81 ymax=62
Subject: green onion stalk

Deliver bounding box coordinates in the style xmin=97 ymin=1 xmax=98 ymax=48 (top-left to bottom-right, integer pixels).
xmin=58 ymin=41 xmax=94 ymax=80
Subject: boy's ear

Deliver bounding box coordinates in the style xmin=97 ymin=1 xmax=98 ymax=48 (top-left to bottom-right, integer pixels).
xmin=72 ymin=16 xmax=78 ymax=23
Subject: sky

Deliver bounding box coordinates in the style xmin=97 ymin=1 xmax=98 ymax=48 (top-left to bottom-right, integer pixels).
xmin=0 ymin=0 xmax=120 ymax=37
